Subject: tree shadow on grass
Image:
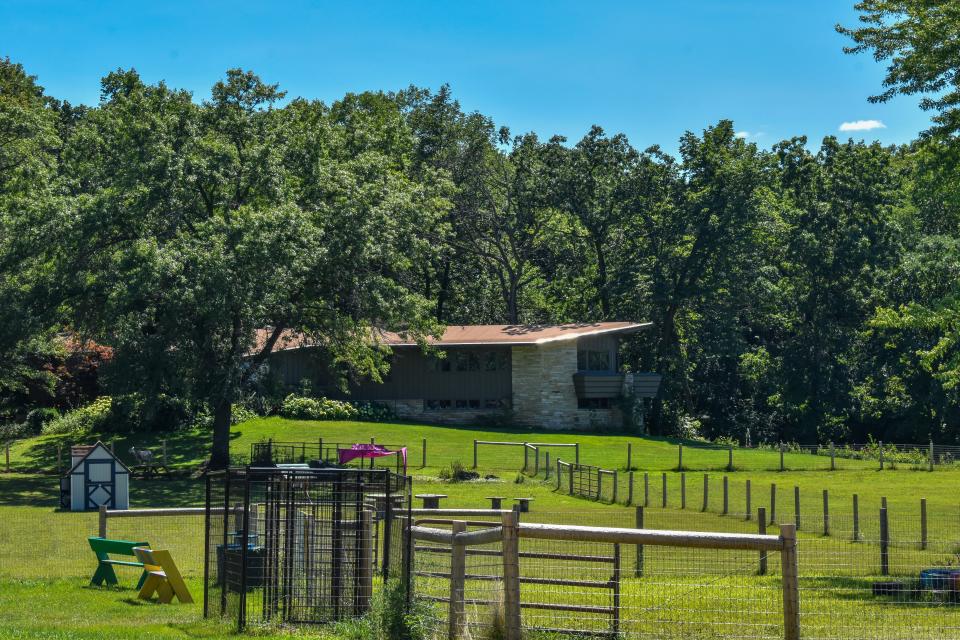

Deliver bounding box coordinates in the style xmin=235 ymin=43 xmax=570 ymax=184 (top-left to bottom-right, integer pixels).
xmin=0 ymin=473 xmax=206 ymax=508
xmin=13 ymin=428 xmax=240 ymax=475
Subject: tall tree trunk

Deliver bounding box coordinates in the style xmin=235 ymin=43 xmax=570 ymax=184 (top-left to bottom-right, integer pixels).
xmin=435 ymin=259 xmax=451 ymax=322
xmin=209 ymin=398 xmax=232 ymax=470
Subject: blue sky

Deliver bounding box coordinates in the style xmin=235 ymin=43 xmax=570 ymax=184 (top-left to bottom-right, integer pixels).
xmin=0 ymin=1 xmax=930 ymax=153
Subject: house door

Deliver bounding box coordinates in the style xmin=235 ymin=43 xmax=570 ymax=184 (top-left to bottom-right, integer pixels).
xmin=84 ymin=459 xmax=115 ymax=510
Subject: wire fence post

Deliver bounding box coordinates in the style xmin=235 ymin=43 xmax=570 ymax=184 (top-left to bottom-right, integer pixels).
xmin=98 ymin=505 xmax=108 ymax=538
xmin=780 ymin=524 xmax=800 ymax=640
xmin=770 ymin=483 xmax=777 ymax=523
xmin=722 ymin=476 xmax=728 ymax=515
xmin=681 ymin=472 xmax=686 ymax=509
xmin=569 ymin=463 xmax=574 ymax=495
xmin=575 ymin=443 xmax=580 ymax=465
xmin=779 ymin=442 xmax=785 ymax=472
xmin=628 ymin=471 xmax=634 ymax=505
xmin=822 ymin=489 xmax=829 ymax=536
xmin=545 ymin=451 xmax=550 ymax=480
xmin=422 ymin=438 xmax=427 ymax=468
xmin=662 ymin=473 xmax=667 ymax=507
xmin=612 ymin=470 xmax=618 ymax=504
xmin=929 ymin=440 xmax=934 ymax=471
xmin=501 ymin=511 xmax=521 ymax=640
xmin=794 ymin=486 xmax=801 ymax=530
xmin=523 ymin=443 xmax=529 ymax=473
xmin=758 ymin=507 xmax=767 ymax=575
xmin=920 ymin=498 xmax=927 ymax=550
xmin=852 ymin=493 xmax=860 ymax=541
xmin=448 ymin=520 xmax=466 ymax=640
xmin=830 ymin=441 xmax=836 ymax=471
xmin=643 ymin=472 xmax=650 ymax=507
xmin=746 ymin=479 xmax=752 ymax=520
xmin=702 ymin=474 xmax=709 ymax=512
xmin=727 ymin=445 xmax=734 ymax=471
xmin=473 ymin=440 xmax=478 ymax=469
xmin=880 ymin=506 xmax=889 ymax=576
xmin=634 ymin=505 xmax=644 ymax=577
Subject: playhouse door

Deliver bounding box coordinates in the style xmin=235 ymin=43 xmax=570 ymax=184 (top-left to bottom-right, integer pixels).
xmin=84 ymin=459 xmax=115 ymax=510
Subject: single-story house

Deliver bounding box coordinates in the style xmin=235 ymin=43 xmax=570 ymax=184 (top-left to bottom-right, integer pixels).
xmin=259 ymin=322 xmax=662 ymax=430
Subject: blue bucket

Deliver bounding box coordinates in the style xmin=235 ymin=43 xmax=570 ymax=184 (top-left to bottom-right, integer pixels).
xmin=920 ymin=568 xmax=959 ymax=590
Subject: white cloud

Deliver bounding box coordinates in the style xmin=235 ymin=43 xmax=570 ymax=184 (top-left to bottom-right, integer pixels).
xmin=735 ymin=131 xmax=750 ymax=139
xmin=839 ymin=119 xmax=886 ymax=132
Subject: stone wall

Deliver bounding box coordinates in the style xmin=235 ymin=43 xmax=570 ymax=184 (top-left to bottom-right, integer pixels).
xmin=511 ymin=342 xmax=582 ymax=429
xmin=389 ymin=398 xmax=501 ymax=425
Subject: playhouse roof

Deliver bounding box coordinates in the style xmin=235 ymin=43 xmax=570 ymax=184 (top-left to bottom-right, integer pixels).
xmin=65 ymin=440 xmax=130 ymax=477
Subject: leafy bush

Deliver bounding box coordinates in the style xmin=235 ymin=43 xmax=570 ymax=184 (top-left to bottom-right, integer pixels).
xmin=279 ymin=394 xmax=395 ymax=422
xmin=41 ymin=396 xmax=113 ymax=435
xmin=438 ymin=460 xmax=479 ymax=483
xmin=109 ymin=393 xmax=195 ymax=433
xmin=0 ymin=422 xmax=31 ymax=441
xmin=231 ymin=404 xmax=258 ymax=425
xmin=368 ymin=578 xmax=437 ymax=640
xmin=24 ymin=408 xmax=59 ymax=434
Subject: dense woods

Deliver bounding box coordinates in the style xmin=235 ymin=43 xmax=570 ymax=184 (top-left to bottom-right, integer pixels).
xmin=2 ymin=3 xmax=960 ymax=463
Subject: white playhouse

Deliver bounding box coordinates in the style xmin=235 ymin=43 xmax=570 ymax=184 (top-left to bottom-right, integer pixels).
xmin=59 ymin=442 xmax=130 ymax=511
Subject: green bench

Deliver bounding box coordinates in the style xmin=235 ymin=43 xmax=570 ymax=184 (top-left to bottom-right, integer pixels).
xmin=88 ymin=536 xmax=150 ymax=588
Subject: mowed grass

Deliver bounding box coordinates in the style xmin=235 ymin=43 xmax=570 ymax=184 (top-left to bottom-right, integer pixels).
xmin=3 ymin=417 xmax=960 ymax=638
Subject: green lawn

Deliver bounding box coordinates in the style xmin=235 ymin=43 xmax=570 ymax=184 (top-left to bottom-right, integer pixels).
xmin=2 ymin=418 xmax=960 ymax=638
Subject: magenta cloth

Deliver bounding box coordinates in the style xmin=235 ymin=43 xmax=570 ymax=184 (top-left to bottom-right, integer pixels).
xmin=337 ymin=444 xmax=407 ymax=469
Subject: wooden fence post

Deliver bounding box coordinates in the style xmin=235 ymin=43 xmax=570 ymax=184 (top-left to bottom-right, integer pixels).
xmin=779 ymin=442 xmax=785 ymax=472
xmin=449 ymin=521 xmax=466 ymax=640
xmin=473 ymin=440 xmax=478 ymax=469
xmin=780 ymin=524 xmax=800 ymax=640
xmin=597 ymin=470 xmax=603 ymax=501
xmin=569 ymin=464 xmax=574 ymax=495
xmin=879 ymin=441 xmax=885 ymax=470
xmin=545 ymin=452 xmax=550 ymax=480
xmin=644 ymin=472 xmax=650 ymax=507
xmin=534 ymin=447 xmax=540 ymax=476
xmin=929 ymin=440 xmax=935 ymax=471
xmin=722 ymin=476 xmax=729 ymax=515
xmin=823 ymin=490 xmax=830 ymax=537
xmin=575 ymin=443 xmax=580 ymax=465
xmin=852 ymin=494 xmax=860 ymax=542
xmin=662 ymin=473 xmax=667 ymax=508
xmin=556 ymin=458 xmax=561 ymax=491
xmin=523 ymin=443 xmax=529 ymax=473
xmin=628 ymin=471 xmax=634 ymax=505
xmin=830 ymin=441 xmax=836 ymax=471
xmin=634 ymin=506 xmax=644 ymax=577
xmin=728 ymin=446 xmax=734 ymax=471
xmin=702 ymin=474 xmax=709 ymax=512
xmin=626 ymin=443 xmax=632 ymax=470
xmin=678 ymin=444 xmax=683 ymax=470
xmin=422 ymin=438 xmax=427 ymax=468
xmin=681 ymin=472 xmax=686 ymax=509
xmin=794 ymin=486 xmax=801 ymax=530
xmin=880 ymin=506 xmax=889 ymax=576
xmin=921 ymin=498 xmax=927 ymax=550
xmin=746 ymin=479 xmax=752 ymax=521
xmin=612 ymin=471 xmax=618 ymax=504
xmin=99 ymin=505 xmax=108 ymax=538
xmin=770 ymin=484 xmax=777 ymax=524
xmin=501 ymin=511 xmax=521 ymax=640
xmin=758 ymin=507 xmax=767 ymax=575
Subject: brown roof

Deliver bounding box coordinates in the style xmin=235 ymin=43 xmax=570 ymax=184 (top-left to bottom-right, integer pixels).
xmin=253 ymin=322 xmax=650 ymax=354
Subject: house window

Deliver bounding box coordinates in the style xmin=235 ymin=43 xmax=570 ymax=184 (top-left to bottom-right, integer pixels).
xmin=454 ymin=351 xmax=480 ymax=372
xmin=578 ymin=397 xmax=611 ymax=410
xmin=577 ymin=350 xmax=611 ymax=371
xmin=484 ymin=351 xmax=507 ymax=371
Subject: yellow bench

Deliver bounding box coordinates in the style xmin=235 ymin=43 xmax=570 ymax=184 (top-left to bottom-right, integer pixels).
xmin=132 ymin=547 xmax=193 ymax=604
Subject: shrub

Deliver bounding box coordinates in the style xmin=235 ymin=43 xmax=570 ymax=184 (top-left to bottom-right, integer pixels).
xmin=41 ymin=396 xmax=113 ymax=435
xmin=368 ymin=578 xmax=437 ymax=640
xmin=108 ymin=393 xmax=195 ymax=433
xmin=0 ymin=422 xmax=30 ymax=441
xmin=279 ymin=394 xmax=396 ymax=422
xmin=24 ymin=408 xmax=59 ymax=434
xmin=231 ymin=404 xmax=258 ymax=425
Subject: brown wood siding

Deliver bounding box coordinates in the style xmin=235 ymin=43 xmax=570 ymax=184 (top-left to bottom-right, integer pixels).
xmin=351 ymin=347 xmax=512 ymax=402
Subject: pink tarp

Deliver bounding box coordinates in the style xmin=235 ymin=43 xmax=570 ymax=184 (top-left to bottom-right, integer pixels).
xmin=337 ymin=444 xmax=407 ymax=471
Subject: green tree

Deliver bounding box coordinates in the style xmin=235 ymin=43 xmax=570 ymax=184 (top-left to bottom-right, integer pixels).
xmin=56 ymin=69 xmax=446 ymax=467
xmin=838 ymin=1 xmax=960 ymax=136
